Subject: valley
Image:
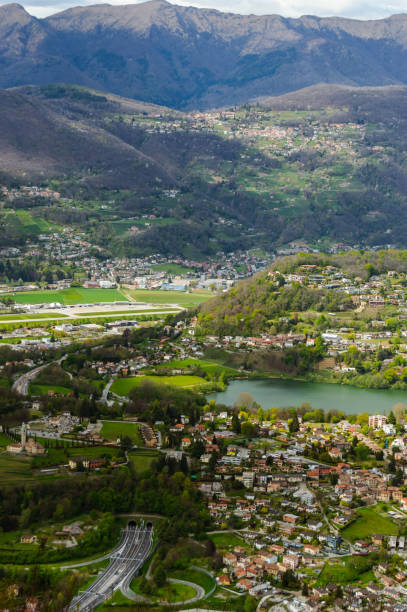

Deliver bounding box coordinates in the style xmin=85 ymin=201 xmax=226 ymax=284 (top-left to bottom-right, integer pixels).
xmin=2 ymin=84 xmax=407 ymax=258
xmin=1 ymin=2 xmax=407 ymax=610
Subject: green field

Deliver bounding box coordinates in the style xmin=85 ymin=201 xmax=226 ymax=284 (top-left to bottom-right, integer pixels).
xmin=0 ymin=312 xmax=68 ymax=321
xmin=209 ymin=532 xmax=247 ymax=550
xmin=155 ymin=582 xmax=196 ymax=603
xmin=71 ymin=308 xmax=177 ymax=316
xmin=316 ymin=554 xmax=376 ymax=586
xmin=111 ymin=375 xmax=207 ymax=396
xmin=0 ymin=453 xmax=35 ymax=484
xmin=158 ymin=358 xmax=239 ymax=378
xmin=170 ymin=568 xmax=215 ymax=594
xmin=2 ymin=209 xmax=61 ymax=238
xmin=30 ymin=384 xmax=73 ymax=396
xmin=0 ymin=434 xmax=12 ymax=448
xmin=124 ymin=288 xmax=212 ymax=306
xmin=128 ymin=449 xmax=159 ymax=472
xmin=10 ymin=288 xmax=128 ymax=305
xmin=100 ymin=421 xmax=143 ymax=445
xmin=341 ymin=504 xmax=399 ymax=542
xmin=151 ymin=263 xmax=192 ymax=274
xmin=31 ymin=444 xmax=121 ymax=469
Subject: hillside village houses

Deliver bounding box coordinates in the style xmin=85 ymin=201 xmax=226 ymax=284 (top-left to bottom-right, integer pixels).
xmin=174 ymin=405 xmax=407 ymax=609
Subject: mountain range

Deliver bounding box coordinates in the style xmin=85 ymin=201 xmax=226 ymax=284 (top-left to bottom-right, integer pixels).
xmin=1 ymin=1 xmax=407 ymax=108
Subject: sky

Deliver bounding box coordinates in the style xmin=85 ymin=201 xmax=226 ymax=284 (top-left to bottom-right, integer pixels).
xmin=5 ymin=0 xmax=407 ymax=20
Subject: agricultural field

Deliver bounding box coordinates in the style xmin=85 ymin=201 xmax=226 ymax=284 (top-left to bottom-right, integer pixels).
xmin=0 ymin=453 xmax=37 ymax=485
xmin=1 ymin=209 xmax=62 ymax=239
xmin=341 ymin=504 xmax=399 ymax=542
xmin=111 ymin=375 xmax=208 ymax=396
xmin=100 ymin=421 xmax=143 ymax=445
xmin=11 ymin=288 xmax=128 ymax=305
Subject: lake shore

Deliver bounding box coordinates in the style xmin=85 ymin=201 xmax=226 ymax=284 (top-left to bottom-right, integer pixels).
xmin=208 ymin=377 xmax=407 ymax=415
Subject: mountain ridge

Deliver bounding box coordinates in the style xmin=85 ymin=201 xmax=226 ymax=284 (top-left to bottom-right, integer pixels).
xmin=1 ymin=2 xmax=407 ymax=108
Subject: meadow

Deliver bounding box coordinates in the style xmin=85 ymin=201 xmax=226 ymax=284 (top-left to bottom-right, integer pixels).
xmin=31 ymin=444 xmax=121 ymax=469
xmin=341 ymin=503 xmax=399 ymax=542
xmin=0 ymin=312 xmax=69 ymax=321
xmin=316 ymin=554 xmax=376 ymax=586
xmin=208 ymin=532 xmax=247 ymax=550
xmin=11 ymin=288 xmax=128 ymax=305
xmin=125 ymin=288 xmax=212 ymax=306
xmin=111 ymin=375 xmax=207 ymax=396
xmin=128 ymin=449 xmax=160 ymax=473
xmin=158 ymin=358 xmax=239 ymax=378
xmin=169 ymin=568 xmax=215 ymax=594
xmin=100 ymin=421 xmax=143 ymax=445
xmin=0 ymin=453 xmax=36 ymax=485
xmin=30 ymin=384 xmax=73 ymax=396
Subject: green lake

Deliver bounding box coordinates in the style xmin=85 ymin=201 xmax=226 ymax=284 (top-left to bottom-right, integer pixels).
xmin=210 ymin=378 xmax=407 ymax=415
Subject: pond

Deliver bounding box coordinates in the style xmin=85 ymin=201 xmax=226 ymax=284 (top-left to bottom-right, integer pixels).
xmin=209 ymin=378 xmax=407 ymax=415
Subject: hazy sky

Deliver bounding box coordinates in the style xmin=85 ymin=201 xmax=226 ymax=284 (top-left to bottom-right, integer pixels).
xmin=6 ymin=0 xmax=407 ymax=20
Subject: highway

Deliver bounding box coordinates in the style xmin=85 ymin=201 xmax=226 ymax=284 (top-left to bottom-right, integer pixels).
xmin=69 ymin=523 xmax=153 ymax=612
xmin=12 ymin=354 xmax=66 ymax=396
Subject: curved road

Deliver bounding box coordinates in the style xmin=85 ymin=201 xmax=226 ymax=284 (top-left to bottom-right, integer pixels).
xmin=12 ymin=354 xmax=66 ymax=396
xmin=121 ymin=565 xmax=214 ymax=607
xmin=69 ymin=524 xmax=153 ymax=612
xmin=121 ymin=577 xmax=205 ymax=607
xmin=101 ymin=377 xmax=114 ymax=403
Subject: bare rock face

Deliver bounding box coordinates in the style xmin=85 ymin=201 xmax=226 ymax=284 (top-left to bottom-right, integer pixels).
xmin=1 ymin=1 xmax=407 ymax=108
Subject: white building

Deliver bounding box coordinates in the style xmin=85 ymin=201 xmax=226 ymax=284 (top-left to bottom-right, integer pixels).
xmin=369 ymin=414 xmax=387 ymax=429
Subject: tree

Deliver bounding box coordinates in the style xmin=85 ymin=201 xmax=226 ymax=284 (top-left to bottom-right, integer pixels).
xmin=208 ymin=453 xmax=218 ymax=474
xmin=153 ymin=564 xmax=167 ymax=588
xmin=388 ymin=410 xmax=396 ymax=425
xmin=241 ymin=421 xmax=258 ymax=438
xmin=393 ymin=403 xmax=406 ymax=422
xmin=180 ymin=454 xmax=189 ymax=475
xmin=302 ymin=582 xmax=309 ymax=596
xmin=235 ymin=393 xmax=257 ymax=413
xmin=190 ymin=439 xmax=205 ymax=458
xmin=232 ymin=413 xmax=241 ymax=434
xmin=120 ymin=436 xmax=133 ymax=452
xmin=288 ymin=412 xmax=299 ymax=433
xmin=391 ymin=468 xmax=403 ymax=486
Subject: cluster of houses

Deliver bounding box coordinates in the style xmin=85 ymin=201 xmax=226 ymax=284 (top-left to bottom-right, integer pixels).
xmin=147 ymin=406 xmax=407 ymax=606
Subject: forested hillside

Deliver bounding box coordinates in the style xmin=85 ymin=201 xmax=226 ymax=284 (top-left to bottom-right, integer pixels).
xmin=2 ymin=84 xmax=407 ymax=257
